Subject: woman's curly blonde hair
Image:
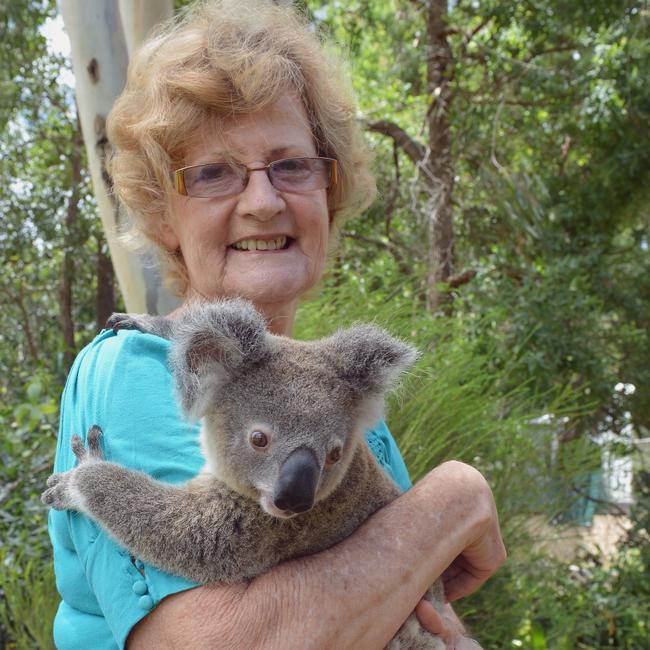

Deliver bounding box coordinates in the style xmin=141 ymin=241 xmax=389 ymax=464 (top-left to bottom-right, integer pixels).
xmin=107 ymin=0 xmax=376 ymax=296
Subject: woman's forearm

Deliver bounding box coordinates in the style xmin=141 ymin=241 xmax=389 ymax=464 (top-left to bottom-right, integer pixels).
xmin=128 ymin=461 xmax=504 ymax=650
xmin=251 ymin=461 xmax=499 ymax=649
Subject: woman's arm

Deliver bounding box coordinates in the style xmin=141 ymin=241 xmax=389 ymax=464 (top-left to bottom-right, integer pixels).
xmin=127 ymin=461 xmax=505 ymax=650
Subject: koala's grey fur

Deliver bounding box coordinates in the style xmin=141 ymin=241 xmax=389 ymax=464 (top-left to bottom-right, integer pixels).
xmin=43 ymin=299 xmax=445 ymax=649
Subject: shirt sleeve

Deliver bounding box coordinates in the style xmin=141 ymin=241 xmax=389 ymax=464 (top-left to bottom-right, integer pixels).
xmin=49 ymin=329 xmax=203 ymax=650
xmin=365 ymin=420 xmax=412 ymax=492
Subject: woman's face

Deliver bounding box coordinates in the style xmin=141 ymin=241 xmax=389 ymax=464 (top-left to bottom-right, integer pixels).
xmin=160 ymin=94 xmax=330 ymax=321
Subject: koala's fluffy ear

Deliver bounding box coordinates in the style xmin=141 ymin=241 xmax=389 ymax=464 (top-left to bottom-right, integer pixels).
xmin=169 ymin=299 xmax=268 ymax=418
xmin=324 ymin=325 xmax=419 ymax=394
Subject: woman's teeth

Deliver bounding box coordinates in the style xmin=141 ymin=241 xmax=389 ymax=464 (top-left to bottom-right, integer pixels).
xmin=231 ymin=236 xmax=288 ymax=251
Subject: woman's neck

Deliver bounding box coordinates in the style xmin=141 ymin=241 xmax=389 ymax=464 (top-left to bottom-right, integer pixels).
xmin=169 ymin=295 xmax=297 ymax=337
xmin=255 ymin=300 xmax=297 ymax=337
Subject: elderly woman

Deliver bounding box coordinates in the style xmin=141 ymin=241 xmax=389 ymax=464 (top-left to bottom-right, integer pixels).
xmin=48 ymin=1 xmax=505 ymax=648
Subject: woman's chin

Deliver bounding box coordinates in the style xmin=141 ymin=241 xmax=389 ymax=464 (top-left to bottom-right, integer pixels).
xmin=195 ymin=277 xmax=311 ymax=308
xmin=186 ymin=237 xmax=327 ymax=309
xmin=223 ymin=270 xmax=319 ymax=306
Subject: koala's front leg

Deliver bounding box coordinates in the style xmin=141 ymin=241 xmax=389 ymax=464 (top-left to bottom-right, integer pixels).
xmin=42 ymin=426 xmax=259 ymax=584
xmin=106 ymin=312 xmax=174 ymax=339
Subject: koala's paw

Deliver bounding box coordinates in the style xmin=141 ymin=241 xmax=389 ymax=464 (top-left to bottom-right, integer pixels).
xmin=41 ymin=426 xmax=104 ymax=511
xmin=41 ymin=472 xmax=77 ymax=510
xmin=106 ymin=312 xmax=144 ymax=332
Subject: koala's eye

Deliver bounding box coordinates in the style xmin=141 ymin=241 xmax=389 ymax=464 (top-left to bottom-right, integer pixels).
xmin=250 ymin=431 xmax=269 ymax=449
xmin=326 ymin=446 xmax=342 ymax=466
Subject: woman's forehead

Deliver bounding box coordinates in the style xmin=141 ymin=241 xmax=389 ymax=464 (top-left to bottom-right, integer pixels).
xmin=183 ymin=94 xmax=316 ymax=165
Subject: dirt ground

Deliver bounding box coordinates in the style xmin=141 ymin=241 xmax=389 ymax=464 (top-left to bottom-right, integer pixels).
xmin=527 ymin=514 xmax=633 ymax=563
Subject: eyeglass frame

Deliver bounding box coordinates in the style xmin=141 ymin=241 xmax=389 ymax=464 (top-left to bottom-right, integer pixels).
xmin=173 ymin=156 xmax=338 ymax=198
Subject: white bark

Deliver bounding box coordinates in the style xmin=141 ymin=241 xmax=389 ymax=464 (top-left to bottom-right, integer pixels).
xmin=61 ymin=0 xmax=177 ymax=315
xmin=118 ymin=0 xmax=174 ymax=56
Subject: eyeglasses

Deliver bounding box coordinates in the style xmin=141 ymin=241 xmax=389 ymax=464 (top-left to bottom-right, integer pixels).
xmin=173 ymin=156 xmax=337 ymax=198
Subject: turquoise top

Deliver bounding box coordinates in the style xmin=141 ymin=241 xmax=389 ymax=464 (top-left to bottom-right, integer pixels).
xmin=48 ymin=328 xmax=412 ymax=649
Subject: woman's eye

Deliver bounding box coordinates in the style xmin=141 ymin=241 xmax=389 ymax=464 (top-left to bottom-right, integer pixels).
xmin=198 ymin=164 xmax=230 ymax=181
xmin=274 ymin=158 xmax=310 ymax=174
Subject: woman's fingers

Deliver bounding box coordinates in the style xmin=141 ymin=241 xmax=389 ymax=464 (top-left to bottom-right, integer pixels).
xmin=415 ymin=599 xmax=448 ymax=638
xmin=441 ymin=555 xmax=501 ymax=602
xmin=415 ymin=600 xmax=484 ymax=648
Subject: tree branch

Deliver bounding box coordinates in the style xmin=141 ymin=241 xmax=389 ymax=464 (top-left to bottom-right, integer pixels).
xmin=424 ymin=0 xmax=456 ymax=313
xmin=448 ymin=269 xmax=477 ymax=289
xmin=559 ymin=134 xmax=572 ymax=177
xmin=342 ymin=232 xmax=412 ymax=276
xmin=570 ymin=484 xmax=630 ymax=518
xmin=59 ymin=113 xmax=83 ymax=372
xmin=365 ymin=120 xmax=426 ymax=167
xmin=467 ymin=96 xmax=574 ymax=109
xmin=467 ymin=17 xmax=492 ymax=42
xmin=0 ymin=285 xmax=39 ymax=362
xmin=384 ymin=141 xmax=401 ymax=238
xmin=95 ymin=233 xmax=116 ymax=330
xmin=525 ymin=44 xmax=576 ymax=64
xmin=343 ymin=232 xmax=406 ymax=259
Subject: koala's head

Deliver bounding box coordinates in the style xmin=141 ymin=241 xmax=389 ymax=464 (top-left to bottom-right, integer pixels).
xmin=169 ymin=299 xmax=417 ymax=518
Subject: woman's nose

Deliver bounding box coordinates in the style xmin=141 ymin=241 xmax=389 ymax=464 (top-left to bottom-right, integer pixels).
xmin=236 ymin=169 xmax=286 ymax=221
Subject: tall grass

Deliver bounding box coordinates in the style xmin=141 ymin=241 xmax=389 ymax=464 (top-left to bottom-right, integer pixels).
xmin=0 ymin=551 xmax=57 ymax=650
xmin=295 ymin=278 xmax=635 ymax=648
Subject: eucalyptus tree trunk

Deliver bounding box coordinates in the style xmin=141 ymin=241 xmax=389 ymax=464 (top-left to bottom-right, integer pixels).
xmin=424 ymin=0 xmax=454 ymax=312
xmin=60 ymin=0 xmax=176 ymax=316
xmin=59 ymin=117 xmax=83 ymax=370
xmin=118 ymin=0 xmax=173 ymax=56
xmin=366 ymin=1 xmax=457 ymax=313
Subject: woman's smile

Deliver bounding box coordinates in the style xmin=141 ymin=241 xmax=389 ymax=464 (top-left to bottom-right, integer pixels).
xmin=229 ymin=235 xmax=292 ymax=251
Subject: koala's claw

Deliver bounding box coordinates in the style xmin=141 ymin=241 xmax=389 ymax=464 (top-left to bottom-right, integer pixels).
xmin=106 ymin=312 xmax=141 ymax=332
xmin=71 ymin=425 xmax=104 ymax=462
xmin=46 ymin=473 xmax=62 ymax=488
xmin=87 ymin=425 xmax=103 ymax=454
xmin=71 ymin=434 xmax=86 ymax=460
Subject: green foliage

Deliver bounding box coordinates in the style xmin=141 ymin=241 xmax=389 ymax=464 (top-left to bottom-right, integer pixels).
xmin=469 ymin=467 xmax=649 ymax=647
xmin=297 ymin=269 xmax=647 ymax=648
xmin=0 ymin=0 xmax=55 ymax=131
xmin=0 ymin=372 xmax=59 ymax=558
xmin=0 ymin=551 xmax=57 ymax=650
xmin=309 ymin=0 xmax=650 ymax=437
xmin=462 ymin=544 xmax=649 ymax=649
xmin=297 ymin=273 xmax=596 ymax=523
xmin=0 ymin=2 xmax=121 ymax=643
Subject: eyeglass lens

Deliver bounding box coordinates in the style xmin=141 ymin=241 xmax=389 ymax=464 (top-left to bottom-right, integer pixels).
xmin=181 ymin=157 xmax=334 ymax=198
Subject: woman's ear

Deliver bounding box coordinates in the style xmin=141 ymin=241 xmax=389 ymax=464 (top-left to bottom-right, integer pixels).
xmin=157 ymin=215 xmax=181 ymax=252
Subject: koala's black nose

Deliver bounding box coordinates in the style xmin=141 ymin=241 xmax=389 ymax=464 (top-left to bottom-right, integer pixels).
xmin=274 ymin=447 xmax=319 ymax=514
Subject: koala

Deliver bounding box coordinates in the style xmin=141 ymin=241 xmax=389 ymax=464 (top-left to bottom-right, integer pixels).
xmin=42 ymin=299 xmax=445 ymax=649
